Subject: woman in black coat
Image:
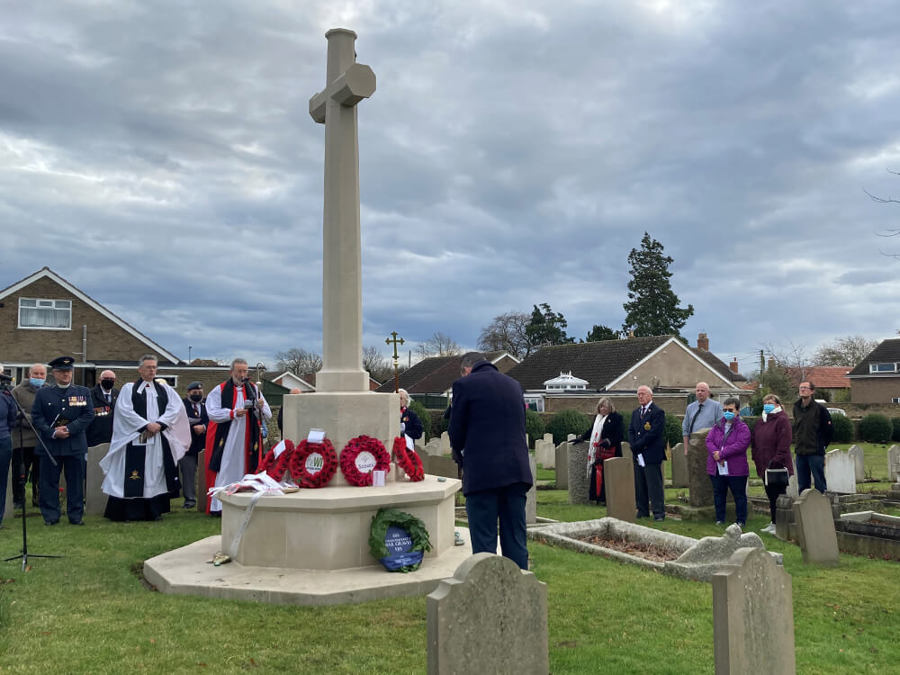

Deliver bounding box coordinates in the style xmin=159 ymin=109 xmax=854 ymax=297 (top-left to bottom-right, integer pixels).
xmin=577 ymin=397 xmax=624 ymax=504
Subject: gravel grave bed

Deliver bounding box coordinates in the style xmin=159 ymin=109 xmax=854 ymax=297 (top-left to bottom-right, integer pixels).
xmin=573 ymin=534 xmax=680 ymax=563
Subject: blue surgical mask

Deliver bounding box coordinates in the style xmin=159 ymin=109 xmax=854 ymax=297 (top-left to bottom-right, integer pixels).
xmin=763 ymin=403 xmax=775 ymax=414
xmin=29 ymin=378 xmax=45 ymax=387
xmin=723 ymin=411 xmax=736 ymax=421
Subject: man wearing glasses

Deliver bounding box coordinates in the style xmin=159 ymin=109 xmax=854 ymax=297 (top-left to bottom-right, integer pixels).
xmin=792 ymin=381 xmax=833 ymax=493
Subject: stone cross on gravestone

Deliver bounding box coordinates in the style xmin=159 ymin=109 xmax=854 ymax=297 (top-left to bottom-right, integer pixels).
xmin=309 ymin=28 xmax=376 ymax=393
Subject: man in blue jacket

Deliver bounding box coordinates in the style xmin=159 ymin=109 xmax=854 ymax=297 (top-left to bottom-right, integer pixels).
xmin=628 ymin=385 xmax=667 ymax=521
xmin=31 ymin=356 xmax=94 ymax=525
xmin=449 ymin=352 xmax=533 ymax=569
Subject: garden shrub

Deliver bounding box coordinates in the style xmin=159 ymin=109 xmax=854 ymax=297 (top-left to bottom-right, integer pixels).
xmin=858 ymin=413 xmax=892 ymax=444
xmin=407 ymin=398 xmax=431 ymax=440
xmin=546 ymin=409 xmax=591 ymax=445
xmin=664 ymin=414 xmax=682 ymax=447
xmin=831 ymin=413 xmax=854 ymax=443
xmin=892 ymin=418 xmax=900 ymax=443
xmin=524 ymin=409 xmax=545 ymax=448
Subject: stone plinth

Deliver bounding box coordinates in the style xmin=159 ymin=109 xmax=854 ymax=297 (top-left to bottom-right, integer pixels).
xmin=427 ymin=554 xmax=548 ymax=675
xmin=85 ymin=443 xmax=109 ymax=516
xmin=712 ymin=547 xmax=795 ymax=675
xmin=282 ymin=391 xmax=399 ymax=488
xmin=219 ymin=476 xmax=460 ymax=570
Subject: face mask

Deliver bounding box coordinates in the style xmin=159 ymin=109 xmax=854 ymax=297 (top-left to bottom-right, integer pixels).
xmin=29 ymin=378 xmax=45 ymax=387
xmin=189 ymin=393 xmax=202 ymax=402
xmin=763 ymin=403 xmax=775 ymax=414
xmin=101 ymin=379 xmax=115 ymax=390
xmin=723 ymin=411 xmax=736 ymax=421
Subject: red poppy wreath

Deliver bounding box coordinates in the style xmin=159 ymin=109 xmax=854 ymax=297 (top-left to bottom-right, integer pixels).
xmin=288 ymin=438 xmax=338 ymax=488
xmin=340 ymin=435 xmax=390 ymax=486
xmin=257 ymin=439 xmax=295 ymax=481
xmin=392 ymin=436 xmax=424 ymax=482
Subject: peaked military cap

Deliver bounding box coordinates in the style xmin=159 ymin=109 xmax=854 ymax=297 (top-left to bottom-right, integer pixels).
xmin=48 ymin=355 xmax=75 ymax=371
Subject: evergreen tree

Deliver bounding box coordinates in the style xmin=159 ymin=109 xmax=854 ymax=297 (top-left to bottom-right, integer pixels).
xmin=622 ymin=232 xmax=694 ymax=338
xmin=584 ymin=324 xmax=620 ymax=342
xmin=525 ymin=303 xmax=574 ymax=348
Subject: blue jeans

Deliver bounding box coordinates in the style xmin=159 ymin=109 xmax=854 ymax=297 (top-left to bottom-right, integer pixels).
xmin=465 ymin=482 xmax=530 ymax=569
xmin=710 ymin=472 xmax=748 ymax=525
xmin=795 ymin=454 xmax=826 ymax=493
xmin=0 ymin=437 xmax=11 ymax=523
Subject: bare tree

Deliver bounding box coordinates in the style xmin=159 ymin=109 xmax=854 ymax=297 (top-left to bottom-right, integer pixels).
xmin=362 ymin=345 xmax=394 ymax=384
xmin=274 ymin=348 xmax=322 ymax=376
xmin=416 ymin=331 xmax=461 ymax=359
xmin=477 ymin=311 xmax=531 ymax=359
xmin=762 ymin=341 xmax=812 ymax=380
xmin=864 ymin=169 xmax=900 ymax=257
xmin=813 ymin=335 xmax=878 ymax=367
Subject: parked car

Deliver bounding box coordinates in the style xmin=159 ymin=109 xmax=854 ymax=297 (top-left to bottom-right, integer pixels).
xmin=827 ymin=407 xmax=847 ymax=417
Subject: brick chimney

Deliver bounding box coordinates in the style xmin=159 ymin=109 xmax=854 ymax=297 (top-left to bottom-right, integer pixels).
xmin=729 ymin=358 xmax=739 ymax=374
xmin=697 ymin=332 xmax=709 ymax=351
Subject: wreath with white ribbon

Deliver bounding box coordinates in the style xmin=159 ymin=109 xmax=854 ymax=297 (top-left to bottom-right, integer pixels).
xmin=288 ymin=438 xmax=338 ymax=488
xmin=256 ymin=439 xmax=295 ymax=481
xmin=340 ymin=435 xmax=390 ymax=486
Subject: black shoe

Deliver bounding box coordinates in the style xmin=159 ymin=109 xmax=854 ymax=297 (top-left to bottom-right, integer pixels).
xmin=69 ymin=520 xmax=84 ymax=526
xmin=183 ymin=502 xmax=196 ymax=509
xmin=45 ymin=520 xmax=59 ymax=526
xmin=654 ymin=515 xmax=665 ymax=522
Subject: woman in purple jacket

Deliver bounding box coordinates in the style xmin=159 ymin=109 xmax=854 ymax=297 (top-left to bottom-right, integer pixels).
xmin=706 ymin=397 xmax=751 ymax=527
xmin=750 ymin=393 xmax=793 ymax=534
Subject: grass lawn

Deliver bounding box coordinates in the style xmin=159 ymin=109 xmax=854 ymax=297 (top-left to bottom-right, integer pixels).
xmin=1 ymin=483 xmax=898 ymax=674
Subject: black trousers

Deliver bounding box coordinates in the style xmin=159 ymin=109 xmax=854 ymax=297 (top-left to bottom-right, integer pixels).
xmin=634 ymin=461 xmax=665 ymax=519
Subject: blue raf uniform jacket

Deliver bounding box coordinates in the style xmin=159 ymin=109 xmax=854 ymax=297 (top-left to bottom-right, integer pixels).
xmin=32 ymin=385 xmax=95 ymax=457
xmin=627 ymin=402 xmax=667 ymax=465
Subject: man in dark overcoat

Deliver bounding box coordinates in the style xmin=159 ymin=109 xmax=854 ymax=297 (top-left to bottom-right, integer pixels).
xmin=628 ymin=385 xmax=667 ymax=521
xmin=449 ymin=352 xmax=533 ymax=569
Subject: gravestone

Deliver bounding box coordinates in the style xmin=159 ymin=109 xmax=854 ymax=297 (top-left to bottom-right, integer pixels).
xmin=792 ymin=489 xmax=839 ymax=565
xmin=824 ymin=449 xmax=856 ymax=494
xmin=670 ymin=442 xmax=689 ymax=488
xmin=620 ymin=440 xmax=632 ymax=462
xmin=687 ymin=429 xmax=714 ymax=507
xmin=440 ymin=431 xmax=450 ymax=455
xmin=196 ymin=449 xmax=206 ymax=511
xmin=424 ymin=438 xmax=443 ymax=457
xmin=887 ymin=445 xmax=900 ymax=483
xmin=786 ymin=473 xmax=799 ymax=499
xmin=543 ymin=433 xmax=553 ymax=444
xmin=526 ymin=455 xmax=537 ymax=524
xmin=847 ymin=444 xmax=865 ymax=482
xmin=604 ymin=457 xmax=635 ymax=522
xmin=84 ymin=443 xmax=109 ymax=516
xmin=568 ymin=441 xmax=591 ymax=505
xmin=567 ymin=433 xmax=577 ymax=442
xmin=534 ymin=439 xmax=555 ymax=468
xmin=424 ymin=454 xmax=459 ymax=480
xmin=555 ymin=442 xmax=570 ymax=489
xmin=427 ymin=553 xmax=548 ymax=675
xmin=712 ymin=547 xmax=795 ymax=675
xmin=774 ymin=493 xmax=794 ymax=541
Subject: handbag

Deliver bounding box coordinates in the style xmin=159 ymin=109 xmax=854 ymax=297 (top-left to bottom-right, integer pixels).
xmin=765 ymin=467 xmax=789 ymax=489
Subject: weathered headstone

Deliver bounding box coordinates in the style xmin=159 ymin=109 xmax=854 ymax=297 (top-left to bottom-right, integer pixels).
xmin=688 ymin=429 xmax=714 ymax=507
xmin=604 ymin=457 xmax=635 ymax=523
xmin=792 ymin=488 xmax=839 ymax=565
xmin=847 ymin=444 xmax=865 ymax=482
xmin=424 ymin=438 xmax=443 ymax=457
xmin=786 ymin=473 xmax=799 ymax=499
xmin=535 ymin=439 xmax=554 ymax=469
xmin=542 ymin=433 xmax=553 ymax=444
xmin=440 ymin=431 xmax=450 ymax=454
xmin=567 ymin=441 xmax=590 ymax=505
xmin=620 ymin=440 xmax=632 ymax=462
xmin=712 ymin=547 xmax=795 ymax=675
xmin=526 ymin=455 xmax=537 ymax=524
xmin=84 ymin=443 xmax=109 ymax=516
xmin=427 ymin=553 xmax=548 ymax=675
xmin=887 ymin=445 xmax=900 ymax=483
xmin=824 ymin=449 xmax=856 ymax=494
xmin=670 ymin=442 xmax=689 ymax=488
xmin=555 ymin=442 xmax=570 ymax=489
xmin=424 ymin=454 xmax=459 ymax=480
xmin=567 ymin=433 xmax=577 ymax=442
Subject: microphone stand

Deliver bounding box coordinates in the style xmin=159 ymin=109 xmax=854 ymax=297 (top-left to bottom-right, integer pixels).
xmin=3 ymin=390 xmax=62 ymax=571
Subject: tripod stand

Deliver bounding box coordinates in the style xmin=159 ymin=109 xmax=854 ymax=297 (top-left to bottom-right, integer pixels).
xmin=3 ymin=389 xmax=62 ymax=571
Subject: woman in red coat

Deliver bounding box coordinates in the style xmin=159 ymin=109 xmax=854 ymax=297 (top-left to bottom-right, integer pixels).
xmin=750 ymin=393 xmax=793 ymax=534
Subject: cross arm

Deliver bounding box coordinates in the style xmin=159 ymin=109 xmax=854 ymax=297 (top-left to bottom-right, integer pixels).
xmin=309 ymin=63 xmax=377 ymax=123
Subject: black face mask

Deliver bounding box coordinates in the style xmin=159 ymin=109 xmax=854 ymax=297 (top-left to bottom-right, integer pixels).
xmin=101 ymin=379 xmax=115 ymax=390
xmin=189 ymin=393 xmax=202 ymax=402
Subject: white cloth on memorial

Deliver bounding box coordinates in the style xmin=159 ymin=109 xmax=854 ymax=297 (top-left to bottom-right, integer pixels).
xmin=205 ymin=380 xmax=272 ymax=513
xmin=100 ymin=379 xmax=190 ymax=499
xmin=587 ymin=413 xmax=607 ymax=476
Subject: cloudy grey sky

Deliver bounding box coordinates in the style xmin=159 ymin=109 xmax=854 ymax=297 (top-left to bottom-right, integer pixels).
xmin=3 ymin=1 xmax=900 ymax=374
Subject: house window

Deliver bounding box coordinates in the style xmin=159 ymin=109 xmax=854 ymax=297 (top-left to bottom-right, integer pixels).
xmin=892 ymin=397 xmax=900 ymax=404
xmin=155 ymin=375 xmax=177 ymax=387
xmin=869 ymin=362 xmax=898 ymax=374
xmin=18 ymin=298 xmax=72 ymax=329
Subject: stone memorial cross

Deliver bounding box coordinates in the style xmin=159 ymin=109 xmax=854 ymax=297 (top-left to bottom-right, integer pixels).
xmin=309 ymin=28 xmax=376 ymax=393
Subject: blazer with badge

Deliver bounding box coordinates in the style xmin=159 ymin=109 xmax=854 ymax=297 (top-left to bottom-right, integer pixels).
xmin=628 ymin=402 xmax=667 ymax=465
xmin=86 ymin=384 xmax=119 ymax=446
xmin=183 ymin=397 xmax=209 ymax=456
xmin=32 ymin=385 xmax=95 ymax=456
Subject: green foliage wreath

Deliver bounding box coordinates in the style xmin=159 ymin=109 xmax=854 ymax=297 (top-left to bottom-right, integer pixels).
xmin=369 ymin=508 xmax=432 ymax=573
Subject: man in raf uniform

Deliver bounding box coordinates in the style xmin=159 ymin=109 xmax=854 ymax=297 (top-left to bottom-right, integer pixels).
xmin=180 ymin=381 xmax=208 ymax=509
xmin=86 ymin=369 xmax=119 ymax=447
xmin=31 ymin=356 xmax=94 ymax=525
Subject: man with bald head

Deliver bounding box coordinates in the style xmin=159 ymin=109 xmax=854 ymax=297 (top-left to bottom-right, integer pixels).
xmin=628 ymin=385 xmax=668 ymax=521
xmin=86 ymin=369 xmax=119 ymax=447
xmin=681 ymin=382 xmax=724 ymax=455
xmin=11 ymin=363 xmax=46 ymax=508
